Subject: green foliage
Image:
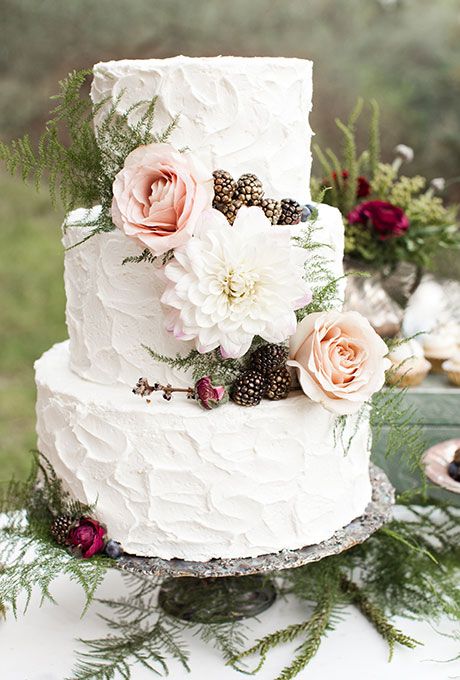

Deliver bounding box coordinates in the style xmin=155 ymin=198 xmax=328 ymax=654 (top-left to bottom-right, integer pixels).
xmin=371 ymin=383 xmax=427 ymax=477
xmin=71 ymin=574 xmax=191 ymax=680
xmin=314 ymin=100 xmax=460 ymax=270
xmin=0 ymin=453 xmax=111 ymax=618
xmin=293 ymin=215 xmax=343 ymax=321
xmin=0 ymin=69 xmax=178 ymax=247
xmin=122 ymin=248 xmax=174 ymax=267
xmin=122 ymin=249 xmax=158 ymax=266
xmin=143 ymin=345 xmax=245 ymax=387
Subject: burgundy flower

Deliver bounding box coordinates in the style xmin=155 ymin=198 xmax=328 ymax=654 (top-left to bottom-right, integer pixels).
xmin=356 ymin=175 xmax=371 ymax=198
xmin=195 ymin=376 xmax=226 ymax=410
xmin=348 ymin=200 xmax=410 ymax=240
xmin=328 ymin=170 xmax=371 ymax=198
xmin=67 ymin=517 xmax=106 ymax=558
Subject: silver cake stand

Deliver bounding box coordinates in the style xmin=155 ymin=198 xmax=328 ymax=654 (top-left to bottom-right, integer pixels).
xmin=116 ymin=464 xmax=394 ymax=622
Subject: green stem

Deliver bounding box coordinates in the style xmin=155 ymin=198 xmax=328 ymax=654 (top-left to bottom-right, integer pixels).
xmin=229 ymin=591 xmax=335 ymax=679
xmin=341 ymin=576 xmax=421 ymax=660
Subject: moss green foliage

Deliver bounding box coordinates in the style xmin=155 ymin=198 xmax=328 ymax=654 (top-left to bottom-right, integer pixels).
xmin=0 ymin=69 xmax=178 ymax=246
xmin=294 ymin=214 xmax=344 ymax=321
xmin=0 ymin=453 xmax=111 ymax=618
xmin=143 ymin=345 xmax=245 ymax=387
xmin=312 ymin=101 xmax=459 ymax=270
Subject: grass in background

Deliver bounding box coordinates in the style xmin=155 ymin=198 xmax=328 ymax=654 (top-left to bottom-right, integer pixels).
xmin=0 ymin=173 xmax=65 ymax=480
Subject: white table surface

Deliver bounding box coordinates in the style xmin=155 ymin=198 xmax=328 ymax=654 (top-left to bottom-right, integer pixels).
xmin=2 ymin=566 xmax=458 ymax=680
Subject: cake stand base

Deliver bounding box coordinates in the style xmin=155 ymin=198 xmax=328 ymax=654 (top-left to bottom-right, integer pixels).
xmin=158 ymin=575 xmax=277 ymax=623
xmin=118 ymin=465 xmax=394 ymax=622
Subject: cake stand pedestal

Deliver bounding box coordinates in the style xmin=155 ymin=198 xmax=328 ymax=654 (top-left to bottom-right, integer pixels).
xmin=117 ymin=464 xmax=394 ymax=623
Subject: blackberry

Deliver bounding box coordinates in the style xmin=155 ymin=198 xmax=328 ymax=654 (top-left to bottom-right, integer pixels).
xmin=213 ymin=169 xmax=237 ymax=205
xmin=230 ymin=370 xmax=267 ymax=407
xmin=214 ymin=199 xmax=243 ymax=225
xmin=235 ymin=173 xmax=264 ymax=205
xmin=265 ymin=366 xmax=292 ymax=400
xmin=249 ymin=343 xmax=288 ymax=376
xmin=50 ymin=515 xmax=73 ymax=546
xmin=257 ymin=198 xmax=282 ymax=224
xmin=278 ymin=198 xmax=303 ymax=225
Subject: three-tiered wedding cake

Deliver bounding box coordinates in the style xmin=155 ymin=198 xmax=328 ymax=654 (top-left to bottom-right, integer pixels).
xmin=34 ymin=57 xmax=384 ymax=562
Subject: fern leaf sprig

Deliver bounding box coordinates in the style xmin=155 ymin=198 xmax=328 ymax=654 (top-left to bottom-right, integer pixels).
xmin=340 ymin=576 xmax=421 ymax=660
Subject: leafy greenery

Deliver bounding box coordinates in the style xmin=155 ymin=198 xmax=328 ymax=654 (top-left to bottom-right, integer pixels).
xmin=0 ymin=69 xmax=178 ymax=246
xmin=143 ymin=345 xmax=245 ymax=387
xmin=312 ymin=100 xmax=459 ymax=270
xmin=0 ymin=453 xmax=111 ymax=618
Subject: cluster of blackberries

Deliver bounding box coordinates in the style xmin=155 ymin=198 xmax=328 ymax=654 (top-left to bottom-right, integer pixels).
xmin=230 ymin=343 xmax=292 ymax=407
xmin=212 ymin=169 xmax=304 ymax=226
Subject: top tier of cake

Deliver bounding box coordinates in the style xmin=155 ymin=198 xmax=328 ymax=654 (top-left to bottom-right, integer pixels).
xmin=91 ymin=56 xmax=313 ymax=203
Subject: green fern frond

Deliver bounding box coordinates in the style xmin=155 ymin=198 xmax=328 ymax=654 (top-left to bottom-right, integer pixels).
xmin=122 ymin=248 xmax=157 ymax=266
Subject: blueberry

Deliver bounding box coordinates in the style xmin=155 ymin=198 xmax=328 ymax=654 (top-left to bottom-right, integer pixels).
xmin=301 ymin=204 xmax=313 ymax=222
xmin=447 ymin=461 xmax=460 ymax=482
xmin=105 ymin=539 xmax=123 ymax=559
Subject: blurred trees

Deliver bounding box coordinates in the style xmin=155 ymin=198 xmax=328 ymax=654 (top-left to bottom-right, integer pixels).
xmin=1 ymin=0 xmax=459 ymax=196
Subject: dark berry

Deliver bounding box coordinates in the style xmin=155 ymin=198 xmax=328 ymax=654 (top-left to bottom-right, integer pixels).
xmin=447 ymin=462 xmax=460 ymax=482
xmin=105 ymin=539 xmax=123 ymax=559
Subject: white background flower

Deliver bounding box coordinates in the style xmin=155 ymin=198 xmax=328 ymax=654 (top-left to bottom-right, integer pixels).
xmin=161 ymin=206 xmax=312 ymax=358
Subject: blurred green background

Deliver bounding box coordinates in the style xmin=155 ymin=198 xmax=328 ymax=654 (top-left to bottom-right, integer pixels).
xmin=1 ymin=0 xmax=460 ymax=479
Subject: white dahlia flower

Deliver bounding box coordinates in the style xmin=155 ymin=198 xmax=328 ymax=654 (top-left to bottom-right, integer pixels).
xmin=161 ymin=206 xmax=312 ymax=359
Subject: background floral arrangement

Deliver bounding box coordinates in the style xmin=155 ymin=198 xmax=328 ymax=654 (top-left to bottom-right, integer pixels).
xmin=312 ymin=100 xmax=460 ymax=271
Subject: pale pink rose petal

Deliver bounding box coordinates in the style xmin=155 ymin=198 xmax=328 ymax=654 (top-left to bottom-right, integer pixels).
xmin=111 ymin=142 xmax=213 ymax=256
xmin=289 ymin=310 xmax=389 ymax=414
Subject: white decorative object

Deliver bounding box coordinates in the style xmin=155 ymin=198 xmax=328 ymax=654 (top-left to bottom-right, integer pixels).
xmin=162 ymin=206 xmax=311 ymax=358
xmin=36 ymin=342 xmax=372 ymax=561
xmin=63 ymin=203 xmax=345 ymax=388
xmin=92 ymin=56 xmax=313 ymax=204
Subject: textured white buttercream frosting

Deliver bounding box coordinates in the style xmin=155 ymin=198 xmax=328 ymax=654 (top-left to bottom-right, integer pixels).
xmin=91 ymin=56 xmax=313 ymax=203
xmin=63 ymin=204 xmax=344 ymax=387
xmin=36 ymin=341 xmax=372 ymax=561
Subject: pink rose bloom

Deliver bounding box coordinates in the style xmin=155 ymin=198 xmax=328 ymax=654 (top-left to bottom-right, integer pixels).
xmin=195 ymin=376 xmax=226 ymax=409
xmin=288 ymin=311 xmax=391 ymax=415
xmin=111 ymin=143 xmax=213 ymax=256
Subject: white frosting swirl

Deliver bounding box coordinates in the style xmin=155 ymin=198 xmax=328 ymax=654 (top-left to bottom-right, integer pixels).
xmin=91 ymin=56 xmax=313 ymax=203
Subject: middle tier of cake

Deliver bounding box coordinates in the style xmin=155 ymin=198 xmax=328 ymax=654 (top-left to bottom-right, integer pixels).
xmin=35 ymin=341 xmax=372 ymax=562
xmin=62 ymin=203 xmax=345 ymax=389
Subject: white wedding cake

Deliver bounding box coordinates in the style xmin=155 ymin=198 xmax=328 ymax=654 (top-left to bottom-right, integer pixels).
xmin=34 ymin=56 xmax=384 ymax=562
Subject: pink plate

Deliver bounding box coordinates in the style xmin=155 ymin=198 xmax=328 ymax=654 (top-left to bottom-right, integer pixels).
xmin=422 ymin=438 xmax=460 ymax=494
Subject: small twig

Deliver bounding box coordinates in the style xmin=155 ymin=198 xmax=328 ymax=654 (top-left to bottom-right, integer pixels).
xmin=133 ymin=377 xmax=195 ymax=401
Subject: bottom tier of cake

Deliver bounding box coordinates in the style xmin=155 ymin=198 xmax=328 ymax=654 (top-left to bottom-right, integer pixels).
xmin=35 ymin=341 xmax=373 ymax=562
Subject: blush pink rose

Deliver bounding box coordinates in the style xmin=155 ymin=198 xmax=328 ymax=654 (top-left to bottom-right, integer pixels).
xmin=111 ymin=143 xmax=213 ymax=256
xmin=287 ymin=311 xmax=391 ymax=415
